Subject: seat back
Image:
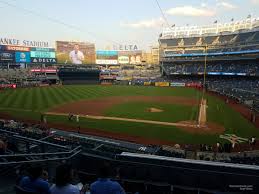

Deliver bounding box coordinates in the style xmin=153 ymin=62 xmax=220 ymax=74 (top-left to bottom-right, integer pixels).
xmin=15 ymin=185 xmax=37 ymax=194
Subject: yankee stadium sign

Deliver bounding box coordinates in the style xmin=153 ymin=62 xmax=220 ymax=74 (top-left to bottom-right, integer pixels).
xmin=0 ymin=37 xmax=50 ymax=48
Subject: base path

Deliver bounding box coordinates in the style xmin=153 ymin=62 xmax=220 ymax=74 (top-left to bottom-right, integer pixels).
xmin=46 ymin=112 xmax=224 ymax=134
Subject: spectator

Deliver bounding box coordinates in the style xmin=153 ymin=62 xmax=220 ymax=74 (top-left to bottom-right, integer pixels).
xmin=19 ymin=166 xmax=51 ymax=194
xmin=51 ymin=164 xmax=85 ymax=194
xmin=251 ymin=136 xmax=256 ymax=145
xmin=0 ymin=137 xmax=7 ymax=154
xmin=90 ymin=162 xmax=125 ymax=194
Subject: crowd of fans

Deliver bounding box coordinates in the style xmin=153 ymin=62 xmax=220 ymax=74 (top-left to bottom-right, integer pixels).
xmin=16 ymin=162 xmax=125 ymax=194
xmin=162 ymin=63 xmax=259 ymax=76
xmin=160 ymin=30 xmax=259 ymax=50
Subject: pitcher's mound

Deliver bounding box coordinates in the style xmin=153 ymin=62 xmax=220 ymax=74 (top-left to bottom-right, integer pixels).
xmin=147 ymin=107 xmax=164 ymax=112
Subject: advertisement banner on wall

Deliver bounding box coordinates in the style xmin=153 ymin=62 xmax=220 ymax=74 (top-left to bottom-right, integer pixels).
xmin=31 ymin=58 xmax=57 ymax=64
xmin=15 ymin=52 xmax=31 ymax=63
xmin=118 ymin=50 xmax=142 ymax=65
xmin=30 ymin=47 xmax=55 ymax=52
xmin=30 ymin=51 xmax=56 ymax=58
xmin=155 ymin=82 xmax=170 ymax=87
xmin=96 ymin=59 xmax=118 ymax=65
xmin=5 ymin=45 xmax=30 ymax=52
xmin=56 ymin=41 xmax=96 ymax=64
xmin=186 ymin=82 xmax=202 ymax=88
xmin=0 ymin=51 xmax=15 ymax=62
xmin=144 ymin=82 xmax=151 ymax=86
xmin=96 ymin=50 xmax=118 ymax=64
xmin=118 ymin=56 xmax=129 ymax=64
xmin=170 ymin=82 xmax=186 ymax=87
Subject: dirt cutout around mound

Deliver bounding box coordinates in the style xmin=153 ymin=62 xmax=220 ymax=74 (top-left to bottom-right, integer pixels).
xmin=147 ymin=107 xmax=164 ymax=112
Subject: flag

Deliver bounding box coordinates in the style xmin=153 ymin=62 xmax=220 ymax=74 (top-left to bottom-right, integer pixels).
xmin=231 ymin=18 xmax=234 ymax=22
xmin=247 ymin=14 xmax=252 ymax=19
xmin=171 ymin=24 xmax=175 ymax=28
xmin=214 ymin=20 xmax=218 ymax=24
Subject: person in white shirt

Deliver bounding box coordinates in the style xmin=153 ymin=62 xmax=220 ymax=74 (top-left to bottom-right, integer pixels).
xmin=69 ymin=44 xmax=85 ymax=64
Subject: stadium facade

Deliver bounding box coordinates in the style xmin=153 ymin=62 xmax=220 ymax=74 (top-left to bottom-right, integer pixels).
xmin=159 ymin=17 xmax=259 ymax=112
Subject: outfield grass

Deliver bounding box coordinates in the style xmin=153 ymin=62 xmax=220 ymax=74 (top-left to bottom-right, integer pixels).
xmin=0 ymin=85 xmax=258 ymax=144
xmin=104 ymin=102 xmax=198 ymax=123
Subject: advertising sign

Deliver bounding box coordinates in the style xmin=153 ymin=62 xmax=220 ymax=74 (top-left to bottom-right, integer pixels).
xmin=186 ymin=82 xmax=202 ymax=88
xmin=30 ymin=51 xmax=56 ymax=58
xmin=96 ymin=59 xmax=118 ymax=65
xmin=31 ymin=47 xmax=55 ymax=52
xmin=15 ymin=52 xmax=31 ymax=63
xmin=144 ymin=82 xmax=151 ymax=86
xmin=118 ymin=51 xmax=142 ymax=65
xmin=96 ymin=50 xmax=118 ymax=65
xmin=0 ymin=51 xmax=15 ymax=62
xmin=31 ymin=58 xmax=57 ymax=64
xmin=56 ymin=41 xmax=95 ymax=64
xmin=5 ymin=45 xmax=30 ymax=52
xmin=31 ymin=69 xmax=57 ymax=73
xmin=0 ymin=84 xmax=17 ymax=89
xmin=118 ymin=56 xmax=130 ymax=64
xmin=155 ymin=82 xmax=170 ymax=87
xmin=170 ymin=82 xmax=186 ymax=87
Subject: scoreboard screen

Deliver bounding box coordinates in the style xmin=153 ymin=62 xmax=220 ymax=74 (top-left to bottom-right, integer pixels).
xmin=30 ymin=51 xmax=56 ymax=58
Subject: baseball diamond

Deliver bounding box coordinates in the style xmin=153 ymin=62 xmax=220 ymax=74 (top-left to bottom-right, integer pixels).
xmin=0 ymin=85 xmax=258 ymax=145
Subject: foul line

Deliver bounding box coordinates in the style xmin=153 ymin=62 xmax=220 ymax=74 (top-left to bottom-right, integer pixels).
xmin=46 ymin=112 xmax=199 ymax=128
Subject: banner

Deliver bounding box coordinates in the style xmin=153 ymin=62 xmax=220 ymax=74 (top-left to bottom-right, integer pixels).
xmin=31 ymin=47 xmax=55 ymax=52
xmin=31 ymin=58 xmax=57 ymax=64
xmin=96 ymin=59 xmax=118 ymax=65
xmin=118 ymin=56 xmax=129 ymax=64
xmin=0 ymin=84 xmax=16 ymax=89
xmin=5 ymin=45 xmax=30 ymax=52
xmin=0 ymin=51 xmax=15 ymax=62
xmin=186 ymin=82 xmax=202 ymax=88
xmin=118 ymin=50 xmax=142 ymax=65
xmin=144 ymin=82 xmax=151 ymax=86
xmin=56 ymin=41 xmax=95 ymax=64
xmin=100 ymin=75 xmax=117 ymax=80
xmin=15 ymin=52 xmax=31 ymax=63
xmin=30 ymin=51 xmax=56 ymax=58
xmin=155 ymin=82 xmax=170 ymax=87
xmin=170 ymin=82 xmax=186 ymax=87
xmin=96 ymin=50 xmax=118 ymax=64
xmin=31 ymin=69 xmax=57 ymax=73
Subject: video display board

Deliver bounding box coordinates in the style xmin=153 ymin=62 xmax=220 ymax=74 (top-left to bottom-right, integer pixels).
xmin=96 ymin=50 xmax=118 ymax=64
xmin=56 ymin=41 xmax=95 ymax=64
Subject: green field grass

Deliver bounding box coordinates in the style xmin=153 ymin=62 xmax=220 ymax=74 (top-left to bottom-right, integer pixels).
xmin=0 ymin=85 xmax=258 ymax=144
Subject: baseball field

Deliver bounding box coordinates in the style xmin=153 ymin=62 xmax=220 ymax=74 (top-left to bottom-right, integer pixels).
xmin=0 ymin=85 xmax=258 ymax=145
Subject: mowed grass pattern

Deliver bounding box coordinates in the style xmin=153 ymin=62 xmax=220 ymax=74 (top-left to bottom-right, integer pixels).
xmin=0 ymin=85 xmax=197 ymax=111
xmin=0 ymin=85 xmax=258 ymax=144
